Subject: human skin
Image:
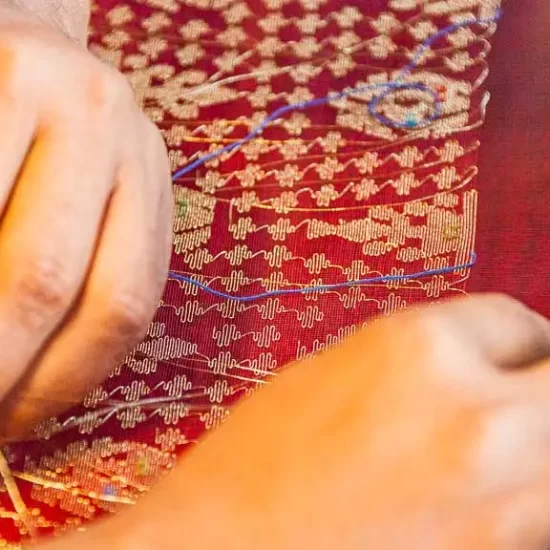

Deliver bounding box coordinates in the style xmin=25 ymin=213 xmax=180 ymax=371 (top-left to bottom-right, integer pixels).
xmin=3 ymin=3 xmax=550 ymax=549
xmin=39 ymin=294 xmax=550 ymax=549
xmin=0 ymin=0 xmax=172 ymax=439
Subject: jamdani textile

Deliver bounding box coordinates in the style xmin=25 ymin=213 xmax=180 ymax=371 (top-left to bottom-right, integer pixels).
xmin=0 ymin=0 xmax=505 ymax=545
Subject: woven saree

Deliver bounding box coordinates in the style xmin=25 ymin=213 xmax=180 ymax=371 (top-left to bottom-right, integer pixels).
xmin=2 ymin=0 xmax=543 ymax=545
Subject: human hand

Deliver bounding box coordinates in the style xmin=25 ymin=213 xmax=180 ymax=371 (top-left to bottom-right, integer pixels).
xmin=39 ymin=294 xmax=550 ymax=549
xmin=0 ymin=7 xmax=172 ymax=439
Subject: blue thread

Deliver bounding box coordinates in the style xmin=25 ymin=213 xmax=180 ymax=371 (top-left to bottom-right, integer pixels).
xmin=367 ymin=81 xmax=441 ymax=129
xmin=171 ymin=10 xmax=502 ymax=180
xmin=167 ymin=253 xmax=476 ymax=302
xmin=166 ymin=11 xmax=497 ymax=301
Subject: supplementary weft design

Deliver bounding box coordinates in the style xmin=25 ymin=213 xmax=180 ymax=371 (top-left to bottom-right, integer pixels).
xmin=0 ymin=0 xmax=502 ymax=544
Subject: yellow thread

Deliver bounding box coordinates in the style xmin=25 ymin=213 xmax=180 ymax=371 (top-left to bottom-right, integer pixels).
xmin=222 ymin=168 xmax=477 ymax=213
xmin=11 ymin=472 xmax=136 ymax=505
xmin=0 ymin=450 xmax=35 ymax=538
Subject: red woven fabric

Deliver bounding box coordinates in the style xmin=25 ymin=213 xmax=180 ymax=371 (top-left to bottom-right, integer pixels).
xmin=0 ymin=1 xmax=504 ymax=544
xmin=470 ymin=0 xmax=550 ymax=315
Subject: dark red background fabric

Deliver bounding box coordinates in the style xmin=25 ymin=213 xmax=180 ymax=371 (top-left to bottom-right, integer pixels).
xmin=472 ymin=0 xmax=550 ymax=315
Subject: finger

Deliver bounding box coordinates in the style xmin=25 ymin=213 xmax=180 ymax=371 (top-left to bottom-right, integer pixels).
xmin=0 ymin=96 xmax=36 ymax=210
xmin=0 ymin=121 xmax=114 ymax=402
xmin=0 ymin=124 xmax=172 ymax=437
xmin=427 ymin=294 xmax=550 ymax=370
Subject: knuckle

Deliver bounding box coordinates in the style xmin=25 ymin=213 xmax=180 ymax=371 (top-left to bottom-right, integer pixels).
xmin=470 ymin=292 xmax=522 ymax=313
xmin=87 ymin=72 xmax=114 ymax=111
xmin=372 ymin=306 xmax=441 ymax=362
xmin=463 ymin=293 xmax=547 ymax=340
xmin=406 ymin=309 xmax=446 ymax=344
xmin=395 ymin=306 xmax=458 ymax=358
xmin=112 ymin=70 xmax=136 ymax=103
xmin=13 ymin=257 xmax=75 ymax=327
xmin=87 ymin=67 xmax=135 ymax=112
xmin=104 ymin=291 xmax=155 ymax=343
